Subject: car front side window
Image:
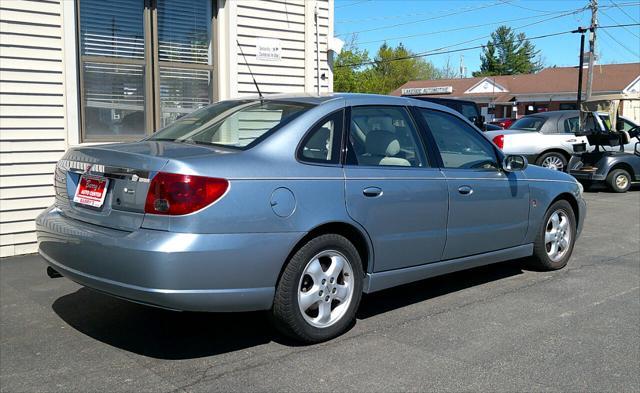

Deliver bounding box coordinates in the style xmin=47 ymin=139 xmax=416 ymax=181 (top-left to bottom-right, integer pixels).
xmin=419 ymin=109 xmax=499 ymax=170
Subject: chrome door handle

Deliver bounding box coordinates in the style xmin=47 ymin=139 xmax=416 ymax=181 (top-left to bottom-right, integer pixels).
xmin=458 ymin=185 xmax=473 ymax=195
xmin=363 ymin=187 xmax=383 ymax=197
xmin=567 ymin=138 xmax=577 ymax=142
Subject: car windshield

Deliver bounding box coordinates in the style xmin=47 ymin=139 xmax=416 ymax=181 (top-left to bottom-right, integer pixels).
xmin=148 ymin=100 xmax=313 ymax=149
xmin=510 ymin=116 xmax=546 ymax=131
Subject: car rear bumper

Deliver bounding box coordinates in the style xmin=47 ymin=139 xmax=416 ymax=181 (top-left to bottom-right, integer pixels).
xmin=36 ymin=206 xmax=303 ymax=312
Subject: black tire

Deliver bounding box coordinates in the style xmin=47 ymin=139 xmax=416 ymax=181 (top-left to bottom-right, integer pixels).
xmin=527 ymin=200 xmax=577 ymax=271
xmin=606 ymin=168 xmax=632 ymax=193
xmin=271 ymin=234 xmax=364 ymax=343
xmin=536 ymin=152 xmax=568 ymax=172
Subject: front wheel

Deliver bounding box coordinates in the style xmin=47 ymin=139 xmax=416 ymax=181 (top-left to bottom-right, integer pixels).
xmin=528 ymin=200 xmax=577 ymax=271
xmin=271 ymin=234 xmax=363 ymax=343
xmin=606 ymin=168 xmax=631 ymax=193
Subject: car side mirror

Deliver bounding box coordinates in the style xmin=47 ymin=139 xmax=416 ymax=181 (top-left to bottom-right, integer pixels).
xmin=502 ymin=154 xmax=528 ymax=172
xmin=616 ymin=118 xmax=625 ymax=132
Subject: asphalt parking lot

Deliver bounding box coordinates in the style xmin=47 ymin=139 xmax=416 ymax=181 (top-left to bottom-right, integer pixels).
xmin=1 ymin=189 xmax=639 ymax=392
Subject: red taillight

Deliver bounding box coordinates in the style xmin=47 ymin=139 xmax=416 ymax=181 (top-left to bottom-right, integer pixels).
xmin=492 ymin=134 xmax=504 ymax=149
xmin=144 ymin=172 xmax=228 ymax=215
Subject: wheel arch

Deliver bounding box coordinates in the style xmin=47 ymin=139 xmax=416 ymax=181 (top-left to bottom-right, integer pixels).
xmin=279 ymin=221 xmax=374 ymax=282
xmin=608 ymin=161 xmax=635 ymax=180
xmin=550 ymin=192 xmax=580 ymax=225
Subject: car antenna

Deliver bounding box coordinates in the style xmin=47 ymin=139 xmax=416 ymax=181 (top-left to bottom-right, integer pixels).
xmin=236 ymin=39 xmax=263 ymax=102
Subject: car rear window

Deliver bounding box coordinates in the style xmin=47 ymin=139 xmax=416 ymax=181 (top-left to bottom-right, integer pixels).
xmin=149 ymin=100 xmax=313 ymax=149
xmin=510 ymin=116 xmax=546 ymax=131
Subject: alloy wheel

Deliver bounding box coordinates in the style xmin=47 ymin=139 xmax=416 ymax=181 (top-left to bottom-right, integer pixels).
xmin=297 ymin=250 xmax=354 ymax=328
xmin=541 ymin=155 xmax=564 ymax=171
xmin=544 ymin=210 xmax=572 ymax=262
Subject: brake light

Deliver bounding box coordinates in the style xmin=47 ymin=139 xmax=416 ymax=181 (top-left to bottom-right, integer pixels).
xmin=492 ymin=134 xmax=504 ymax=149
xmin=144 ymin=172 xmax=228 ymax=215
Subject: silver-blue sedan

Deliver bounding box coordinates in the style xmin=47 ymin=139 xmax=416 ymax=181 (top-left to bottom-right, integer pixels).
xmin=36 ymin=94 xmax=586 ymax=342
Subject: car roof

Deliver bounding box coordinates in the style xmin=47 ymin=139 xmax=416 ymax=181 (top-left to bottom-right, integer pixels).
xmin=229 ymin=93 xmax=473 ymax=123
xmin=407 ymin=96 xmax=478 ymax=105
xmin=521 ymin=110 xmax=578 ymax=119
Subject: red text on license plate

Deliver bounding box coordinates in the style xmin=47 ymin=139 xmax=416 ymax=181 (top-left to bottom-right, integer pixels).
xmin=73 ymin=176 xmax=109 ymax=208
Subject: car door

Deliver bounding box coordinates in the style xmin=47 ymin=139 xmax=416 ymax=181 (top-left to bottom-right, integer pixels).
xmin=553 ymin=113 xmax=589 ymax=153
xmin=343 ymin=105 xmax=448 ymax=272
xmin=416 ymin=108 xmax=530 ymax=260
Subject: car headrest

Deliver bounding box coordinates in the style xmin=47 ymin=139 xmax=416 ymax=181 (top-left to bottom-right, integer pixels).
xmin=366 ymin=130 xmax=400 ymax=157
xmin=367 ymin=117 xmax=395 ymax=132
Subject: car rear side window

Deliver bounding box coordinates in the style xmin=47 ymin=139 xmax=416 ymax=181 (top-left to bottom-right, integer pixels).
xmin=564 ymin=117 xmax=580 ymax=133
xmin=419 ymin=109 xmax=499 ymax=170
xmin=510 ymin=116 xmax=546 ymax=131
xmin=347 ymin=106 xmax=428 ymax=168
xmin=298 ymin=110 xmax=343 ymax=164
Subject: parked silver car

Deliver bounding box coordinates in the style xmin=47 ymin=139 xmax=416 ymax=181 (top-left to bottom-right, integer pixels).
xmin=36 ymin=94 xmax=586 ymax=342
xmin=485 ymin=110 xmax=639 ymax=171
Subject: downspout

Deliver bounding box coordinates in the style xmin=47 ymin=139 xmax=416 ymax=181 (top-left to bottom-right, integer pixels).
xmin=315 ymin=2 xmax=320 ymax=94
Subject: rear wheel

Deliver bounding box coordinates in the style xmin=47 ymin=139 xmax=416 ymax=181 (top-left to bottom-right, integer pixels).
xmin=537 ymin=152 xmax=568 ymax=172
xmin=272 ymin=234 xmax=363 ymax=343
xmin=528 ymin=200 xmax=576 ymax=270
xmin=606 ymin=168 xmax=631 ymax=193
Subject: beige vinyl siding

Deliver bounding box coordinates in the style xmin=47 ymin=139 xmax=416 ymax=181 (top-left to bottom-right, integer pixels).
xmin=236 ymin=0 xmax=331 ymax=96
xmin=0 ymin=0 xmax=66 ymax=257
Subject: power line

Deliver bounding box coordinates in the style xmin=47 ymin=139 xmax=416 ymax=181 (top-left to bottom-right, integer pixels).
xmin=356 ymin=7 xmax=588 ymax=46
xmin=609 ymin=0 xmax=640 ymax=22
xmin=336 ymin=0 xmax=510 ymax=37
xmin=335 ymin=24 xmax=640 ymax=68
xmin=503 ymin=0 xmax=550 ymax=13
xmin=600 ymin=8 xmax=640 ymax=37
xmin=337 ymin=0 xmax=508 ymax=24
xmin=335 ymin=0 xmax=371 ymax=9
xmin=399 ymin=8 xmax=588 ymax=61
xmin=600 ymin=24 xmax=640 ymax=56
xmin=335 ymin=1 xmax=638 ymax=24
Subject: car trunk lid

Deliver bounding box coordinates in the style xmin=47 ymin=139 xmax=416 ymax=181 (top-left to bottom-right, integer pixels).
xmin=54 ymin=141 xmax=234 ymax=231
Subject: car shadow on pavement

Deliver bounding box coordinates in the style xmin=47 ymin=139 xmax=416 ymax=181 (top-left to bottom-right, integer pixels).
xmin=357 ymin=260 xmax=524 ymax=319
xmin=51 ymin=260 xmax=524 ymax=359
xmin=52 ymin=288 xmax=287 ymax=359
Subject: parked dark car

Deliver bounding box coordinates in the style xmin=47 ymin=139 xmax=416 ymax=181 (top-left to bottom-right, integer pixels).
xmin=407 ymin=97 xmax=486 ymax=130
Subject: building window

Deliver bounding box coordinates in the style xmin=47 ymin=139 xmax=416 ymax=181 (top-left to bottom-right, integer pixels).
xmin=78 ymin=0 xmax=215 ymax=142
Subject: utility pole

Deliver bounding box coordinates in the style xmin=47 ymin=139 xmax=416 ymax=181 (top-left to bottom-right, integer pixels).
xmin=459 ymin=54 xmax=466 ymax=78
xmin=585 ymin=0 xmax=598 ymax=100
xmin=574 ymin=27 xmax=587 ymax=109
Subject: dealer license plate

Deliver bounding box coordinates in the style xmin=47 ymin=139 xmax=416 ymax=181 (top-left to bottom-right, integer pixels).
xmin=73 ymin=175 xmax=109 ymax=208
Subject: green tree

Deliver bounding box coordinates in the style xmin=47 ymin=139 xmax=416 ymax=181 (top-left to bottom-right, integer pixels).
xmin=473 ymin=26 xmax=542 ymax=77
xmin=333 ymin=39 xmax=372 ymax=93
xmin=333 ymin=40 xmax=441 ymax=94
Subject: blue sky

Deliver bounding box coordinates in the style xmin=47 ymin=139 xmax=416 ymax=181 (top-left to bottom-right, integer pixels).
xmin=334 ymin=0 xmax=640 ymax=75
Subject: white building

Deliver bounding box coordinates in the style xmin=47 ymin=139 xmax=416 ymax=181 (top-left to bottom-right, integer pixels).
xmin=0 ymin=0 xmax=335 ymax=257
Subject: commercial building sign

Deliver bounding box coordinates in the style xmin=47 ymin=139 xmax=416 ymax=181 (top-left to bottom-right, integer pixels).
xmin=256 ymin=38 xmax=282 ymax=61
xmin=401 ymin=86 xmax=453 ymax=96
